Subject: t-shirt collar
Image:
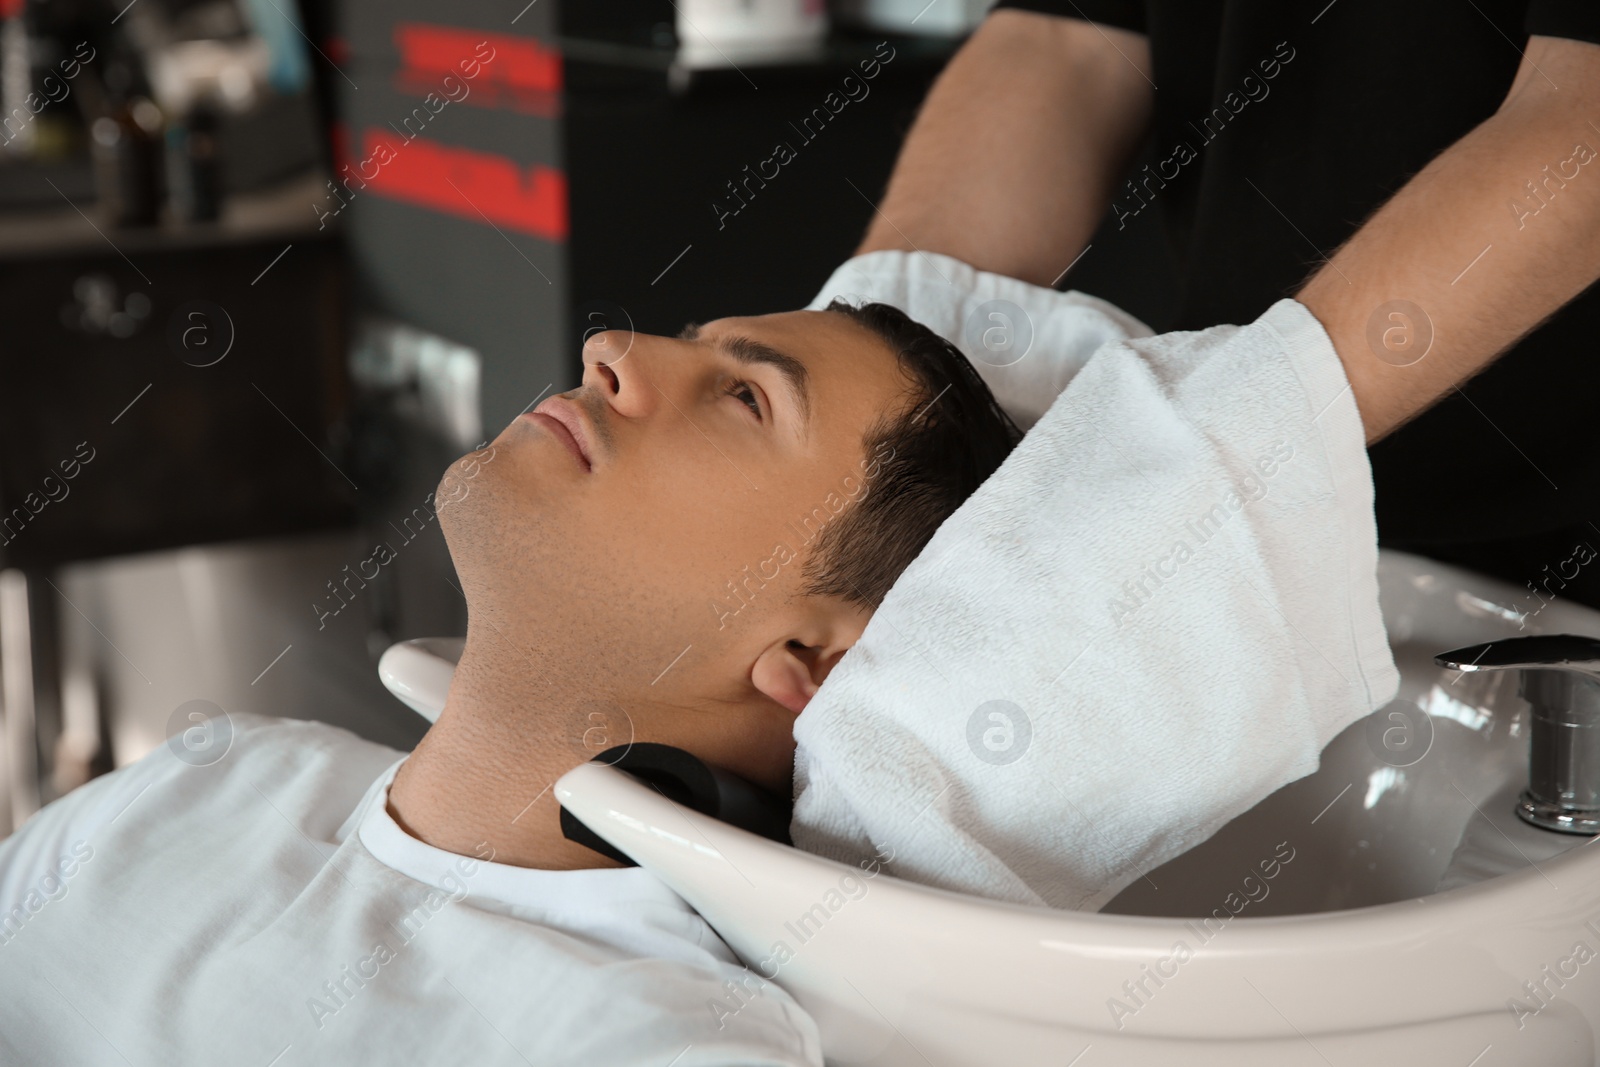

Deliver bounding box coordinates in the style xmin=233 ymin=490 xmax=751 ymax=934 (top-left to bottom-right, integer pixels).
xmin=349 ymin=757 xmax=695 ymax=916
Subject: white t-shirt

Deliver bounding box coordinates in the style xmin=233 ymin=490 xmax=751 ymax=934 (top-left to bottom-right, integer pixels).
xmin=0 ymin=713 xmax=822 ymax=1066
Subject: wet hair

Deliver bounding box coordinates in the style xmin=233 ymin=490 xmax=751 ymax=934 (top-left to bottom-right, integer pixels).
xmin=801 ymin=300 xmax=1023 ymax=610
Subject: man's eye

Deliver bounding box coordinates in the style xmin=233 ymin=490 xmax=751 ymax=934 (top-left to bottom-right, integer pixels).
xmin=725 ymin=379 xmax=762 ymax=419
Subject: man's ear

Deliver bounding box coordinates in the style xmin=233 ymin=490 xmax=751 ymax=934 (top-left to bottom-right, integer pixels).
xmin=750 ymin=640 xmax=846 ymax=715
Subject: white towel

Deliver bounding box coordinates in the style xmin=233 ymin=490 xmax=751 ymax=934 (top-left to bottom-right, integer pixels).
xmin=793 ymin=251 xmax=1399 ymax=911
xmin=805 ymin=251 xmax=1154 ymax=431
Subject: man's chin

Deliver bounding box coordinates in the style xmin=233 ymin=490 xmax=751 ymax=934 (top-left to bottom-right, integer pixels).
xmin=436 ymin=442 xmax=505 ymax=506
xmin=433 ymin=459 xmax=536 ymax=587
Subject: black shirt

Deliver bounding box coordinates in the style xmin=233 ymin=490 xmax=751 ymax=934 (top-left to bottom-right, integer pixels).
xmin=991 ymin=0 xmax=1600 ymax=605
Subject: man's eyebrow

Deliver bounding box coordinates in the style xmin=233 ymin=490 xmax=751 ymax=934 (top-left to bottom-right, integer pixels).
xmin=678 ymin=322 xmax=812 ymax=429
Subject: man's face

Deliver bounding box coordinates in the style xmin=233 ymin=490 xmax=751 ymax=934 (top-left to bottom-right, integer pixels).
xmin=438 ymin=310 xmax=914 ymax=790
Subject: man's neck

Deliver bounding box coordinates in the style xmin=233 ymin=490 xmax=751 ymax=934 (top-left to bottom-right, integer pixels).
xmin=385 ymin=640 xmax=627 ymax=871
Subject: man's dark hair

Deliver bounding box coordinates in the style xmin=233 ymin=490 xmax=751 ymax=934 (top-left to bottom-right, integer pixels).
xmin=802 ymin=299 xmax=1023 ymax=610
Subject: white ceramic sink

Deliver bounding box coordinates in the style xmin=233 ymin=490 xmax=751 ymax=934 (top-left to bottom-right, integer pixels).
xmin=1100 ymin=549 xmax=1588 ymax=919
xmin=383 ymin=550 xmax=1600 ymax=1064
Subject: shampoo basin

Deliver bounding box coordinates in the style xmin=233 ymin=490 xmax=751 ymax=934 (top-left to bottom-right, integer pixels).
xmin=382 ymin=550 xmax=1600 ymax=1064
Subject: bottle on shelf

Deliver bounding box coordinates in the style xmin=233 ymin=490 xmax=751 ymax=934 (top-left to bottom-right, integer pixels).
xmin=166 ymin=93 xmax=221 ymax=223
xmin=88 ymin=56 xmax=163 ymax=226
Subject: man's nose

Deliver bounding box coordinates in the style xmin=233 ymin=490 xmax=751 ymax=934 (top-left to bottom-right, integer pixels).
xmin=581 ymin=329 xmax=656 ymax=419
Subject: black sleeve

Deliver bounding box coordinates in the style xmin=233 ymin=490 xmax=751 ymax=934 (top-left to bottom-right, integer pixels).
xmin=990 ymin=0 xmax=1145 ymax=34
xmin=1526 ymin=0 xmax=1600 ymax=45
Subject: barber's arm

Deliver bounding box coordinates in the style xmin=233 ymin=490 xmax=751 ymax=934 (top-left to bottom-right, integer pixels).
xmin=1298 ymin=35 xmax=1600 ymax=445
xmin=855 ymin=10 xmax=1154 ymax=286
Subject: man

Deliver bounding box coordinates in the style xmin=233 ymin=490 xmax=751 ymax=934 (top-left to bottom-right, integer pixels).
xmin=858 ymin=4 xmax=1600 ymax=609
xmin=0 ymin=302 xmax=1020 ymax=1066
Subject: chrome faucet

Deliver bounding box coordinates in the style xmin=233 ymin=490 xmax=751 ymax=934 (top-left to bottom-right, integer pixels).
xmin=1435 ymin=634 xmax=1600 ymax=835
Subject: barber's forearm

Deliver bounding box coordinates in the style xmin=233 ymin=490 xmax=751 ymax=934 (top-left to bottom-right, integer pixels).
xmin=856 ymin=11 xmax=1154 ymax=287
xmin=1297 ymin=36 xmax=1600 ymax=444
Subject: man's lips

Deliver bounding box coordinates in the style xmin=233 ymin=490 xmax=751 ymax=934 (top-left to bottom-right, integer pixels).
xmin=524 ymin=397 xmax=593 ymax=471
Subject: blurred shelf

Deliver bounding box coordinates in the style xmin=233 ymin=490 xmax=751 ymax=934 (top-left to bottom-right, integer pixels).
xmin=0 ymin=168 xmax=334 ymax=262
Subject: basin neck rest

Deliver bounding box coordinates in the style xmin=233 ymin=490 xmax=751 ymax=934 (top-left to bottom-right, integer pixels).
xmin=558 ymin=743 xmax=793 ymax=864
